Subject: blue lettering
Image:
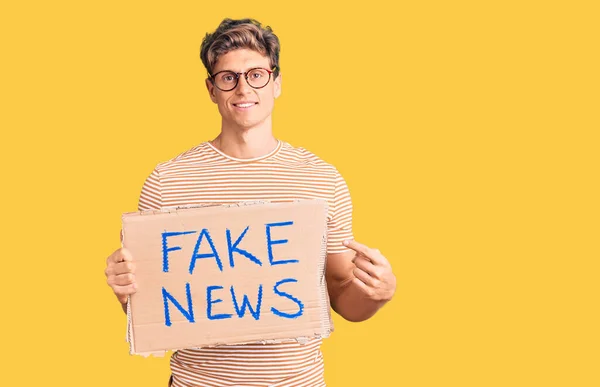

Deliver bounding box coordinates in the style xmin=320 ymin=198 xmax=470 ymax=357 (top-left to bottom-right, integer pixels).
xmin=190 ymin=229 xmax=223 ymax=273
xmin=266 ymin=221 xmax=298 ymax=265
xmin=230 ymin=284 xmax=263 ymax=320
xmin=162 ymin=231 xmax=196 ymax=272
xmin=162 ymin=282 xmax=195 ymax=327
xmin=271 ymin=278 xmax=304 ymax=319
xmin=207 ymin=285 xmax=232 ymax=320
xmin=226 ymin=227 xmax=262 ymax=268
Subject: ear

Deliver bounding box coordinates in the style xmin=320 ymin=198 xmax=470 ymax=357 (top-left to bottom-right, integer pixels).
xmin=205 ymin=78 xmax=217 ymax=103
xmin=273 ymin=73 xmax=282 ymax=99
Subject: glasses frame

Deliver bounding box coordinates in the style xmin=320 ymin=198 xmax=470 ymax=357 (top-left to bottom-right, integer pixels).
xmin=209 ymin=67 xmax=277 ymax=92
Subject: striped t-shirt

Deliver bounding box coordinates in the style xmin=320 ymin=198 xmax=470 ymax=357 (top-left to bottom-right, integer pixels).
xmin=137 ymin=140 xmax=353 ymax=387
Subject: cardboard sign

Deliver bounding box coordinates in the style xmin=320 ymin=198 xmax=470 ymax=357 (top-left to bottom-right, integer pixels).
xmin=122 ymin=200 xmax=333 ymax=356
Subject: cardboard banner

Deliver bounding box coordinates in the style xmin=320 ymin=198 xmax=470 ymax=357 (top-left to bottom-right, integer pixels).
xmin=122 ymin=200 xmax=333 ymax=355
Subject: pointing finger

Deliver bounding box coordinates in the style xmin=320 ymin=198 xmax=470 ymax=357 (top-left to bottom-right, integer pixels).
xmin=344 ymin=240 xmax=385 ymax=265
xmin=343 ymin=240 xmax=370 ymax=256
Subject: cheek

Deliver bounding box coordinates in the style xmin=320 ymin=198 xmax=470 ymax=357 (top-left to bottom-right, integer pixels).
xmin=216 ymin=94 xmax=231 ymax=108
xmin=215 ymin=97 xmax=231 ymax=116
xmin=260 ymin=89 xmax=276 ymax=107
xmin=259 ymin=96 xmax=275 ymax=113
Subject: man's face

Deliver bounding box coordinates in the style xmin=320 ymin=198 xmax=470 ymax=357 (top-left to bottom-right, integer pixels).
xmin=206 ymin=48 xmax=281 ymax=130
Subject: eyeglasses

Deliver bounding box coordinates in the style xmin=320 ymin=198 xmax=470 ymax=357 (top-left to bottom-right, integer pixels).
xmin=210 ymin=67 xmax=277 ymax=91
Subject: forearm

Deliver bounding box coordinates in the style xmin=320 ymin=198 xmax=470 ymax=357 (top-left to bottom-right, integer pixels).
xmin=326 ymin=245 xmax=395 ymax=322
xmin=330 ymin=280 xmax=389 ymax=322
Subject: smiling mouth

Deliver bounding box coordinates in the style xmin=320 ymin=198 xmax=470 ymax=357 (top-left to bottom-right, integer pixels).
xmin=233 ymin=102 xmax=258 ymax=108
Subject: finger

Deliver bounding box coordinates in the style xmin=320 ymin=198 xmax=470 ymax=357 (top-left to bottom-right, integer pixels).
xmin=372 ymin=249 xmax=391 ymax=268
xmin=112 ymin=284 xmax=137 ymax=302
xmin=109 ymin=273 xmax=136 ymax=287
xmin=107 ymin=248 xmax=133 ymax=265
xmin=353 ymin=267 xmax=378 ymax=288
xmin=352 ymin=277 xmax=374 ymax=298
xmin=353 ymin=256 xmax=380 ymax=279
xmin=343 ymin=239 xmax=370 ymax=256
xmin=344 ymin=240 xmax=385 ymax=266
xmin=111 ymin=261 xmax=136 ymax=276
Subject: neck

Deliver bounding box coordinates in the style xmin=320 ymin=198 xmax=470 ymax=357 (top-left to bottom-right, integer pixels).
xmin=212 ymin=119 xmax=278 ymax=159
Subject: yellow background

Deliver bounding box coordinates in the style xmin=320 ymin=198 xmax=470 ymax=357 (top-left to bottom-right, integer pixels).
xmin=1 ymin=0 xmax=598 ymax=386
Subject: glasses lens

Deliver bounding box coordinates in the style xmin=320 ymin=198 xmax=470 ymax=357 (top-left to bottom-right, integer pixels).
xmin=215 ymin=71 xmax=237 ymax=90
xmin=247 ymin=68 xmax=270 ymax=88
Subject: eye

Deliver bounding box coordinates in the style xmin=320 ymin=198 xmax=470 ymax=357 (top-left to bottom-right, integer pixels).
xmin=249 ymin=69 xmax=266 ymax=79
xmin=220 ymin=73 xmax=236 ymax=83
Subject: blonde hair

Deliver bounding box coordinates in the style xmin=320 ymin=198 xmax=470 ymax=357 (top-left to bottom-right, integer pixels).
xmin=200 ymin=18 xmax=280 ymax=78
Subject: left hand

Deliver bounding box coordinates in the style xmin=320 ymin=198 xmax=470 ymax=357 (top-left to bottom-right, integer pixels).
xmin=343 ymin=240 xmax=396 ymax=302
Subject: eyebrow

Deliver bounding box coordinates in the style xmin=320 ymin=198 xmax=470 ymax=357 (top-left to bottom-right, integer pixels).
xmin=212 ymin=66 xmax=268 ymax=74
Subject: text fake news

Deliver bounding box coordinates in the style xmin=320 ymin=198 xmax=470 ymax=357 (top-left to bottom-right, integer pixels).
xmin=158 ymin=221 xmax=306 ymax=326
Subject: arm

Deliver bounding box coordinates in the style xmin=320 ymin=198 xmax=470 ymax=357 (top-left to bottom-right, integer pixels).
xmin=324 ymin=169 xmax=395 ymax=320
xmin=105 ymin=168 xmax=160 ymax=314
xmin=326 ymin=241 xmax=396 ymax=322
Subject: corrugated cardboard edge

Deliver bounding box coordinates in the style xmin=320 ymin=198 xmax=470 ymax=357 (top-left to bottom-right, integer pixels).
xmin=318 ymin=201 xmax=334 ymax=340
xmin=123 ymin=221 xmax=168 ymax=358
xmin=122 ymin=227 xmax=134 ymax=355
xmin=123 ymin=199 xmax=332 ymax=356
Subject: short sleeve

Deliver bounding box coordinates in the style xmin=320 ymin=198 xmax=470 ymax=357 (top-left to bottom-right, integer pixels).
xmin=137 ymin=168 xmax=162 ymax=211
xmin=327 ymin=170 xmax=354 ymax=254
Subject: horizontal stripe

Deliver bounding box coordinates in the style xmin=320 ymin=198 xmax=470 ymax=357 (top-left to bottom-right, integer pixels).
xmin=138 ymin=140 xmax=353 ymax=386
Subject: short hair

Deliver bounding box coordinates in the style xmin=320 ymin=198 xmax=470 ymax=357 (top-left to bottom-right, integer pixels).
xmin=200 ymin=18 xmax=281 ymax=78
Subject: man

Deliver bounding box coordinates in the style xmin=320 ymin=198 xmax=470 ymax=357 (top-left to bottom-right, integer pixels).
xmin=105 ymin=18 xmax=396 ymax=386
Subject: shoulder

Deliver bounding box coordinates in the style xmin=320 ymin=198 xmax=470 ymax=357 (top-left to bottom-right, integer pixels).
xmin=278 ymin=141 xmax=342 ymax=175
xmin=152 ymin=142 xmax=214 ymax=176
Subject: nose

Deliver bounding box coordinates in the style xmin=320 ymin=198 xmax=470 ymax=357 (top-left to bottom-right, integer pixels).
xmin=234 ymin=73 xmax=253 ymax=94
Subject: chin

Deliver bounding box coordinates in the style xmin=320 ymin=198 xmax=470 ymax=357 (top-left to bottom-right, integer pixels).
xmin=236 ymin=117 xmax=267 ymax=130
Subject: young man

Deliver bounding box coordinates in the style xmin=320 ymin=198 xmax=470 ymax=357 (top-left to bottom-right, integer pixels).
xmin=105 ymin=18 xmax=396 ymax=386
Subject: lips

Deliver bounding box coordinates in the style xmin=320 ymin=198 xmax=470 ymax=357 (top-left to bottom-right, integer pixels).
xmin=233 ymin=102 xmax=258 ymax=108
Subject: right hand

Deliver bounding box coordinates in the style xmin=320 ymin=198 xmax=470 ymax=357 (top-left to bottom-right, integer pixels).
xmin=105 ymin=247 xmax=137 ymax=305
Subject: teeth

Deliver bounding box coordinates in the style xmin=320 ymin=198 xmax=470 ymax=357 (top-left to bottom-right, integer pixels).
xmin=236 ymin=103 xmax=254 ymax=108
